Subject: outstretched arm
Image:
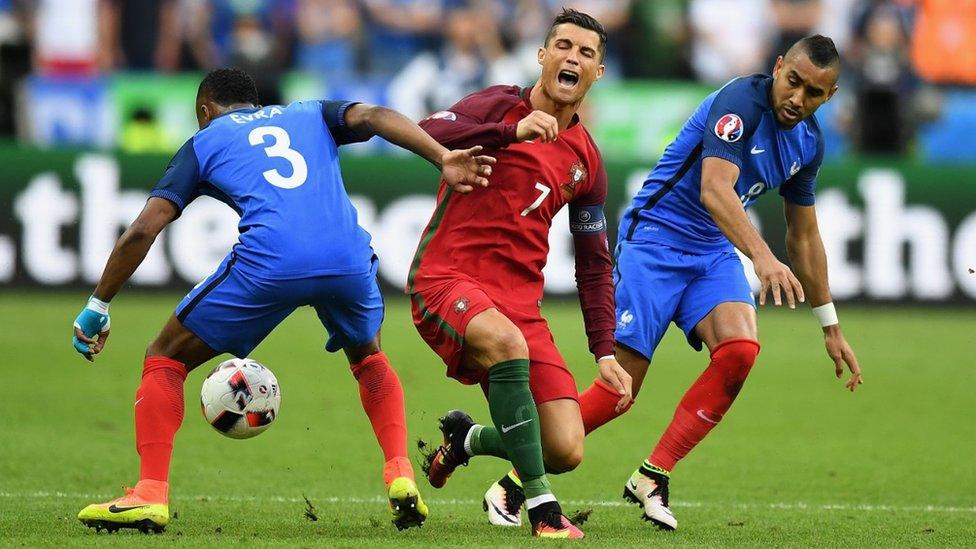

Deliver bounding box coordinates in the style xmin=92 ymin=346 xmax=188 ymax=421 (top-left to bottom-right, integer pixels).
xmin=73 ymin=198 xmax=178 ymax=360
xmin=785 ymin=201 xmax=863 ymax=391
xmin=341 ymin=103 xmax=494 ymax=193
xmin=700 ymin=157 xmax=805 ymax=308
xmin=418 ymin=86 xmax=558 ymax=149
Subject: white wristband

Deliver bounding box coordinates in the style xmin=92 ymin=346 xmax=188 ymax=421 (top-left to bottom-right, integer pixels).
xmin=812 ymin=302 xmax=838 ymax=328
xmin=87 ymin=295 xmax=110 ymax=315
xmin=597 ymin=355 xmax=615 ymax=363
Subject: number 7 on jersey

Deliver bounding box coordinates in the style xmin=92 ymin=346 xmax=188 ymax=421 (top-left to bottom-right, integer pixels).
xmin=521 ymin=182 xmax=551 ymax=216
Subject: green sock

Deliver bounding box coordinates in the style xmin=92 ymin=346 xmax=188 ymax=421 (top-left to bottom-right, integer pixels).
xmin=470 ymin=425 xmax=508 ymax=459
xmin=487 ymin=359 xmax=551 ymax=500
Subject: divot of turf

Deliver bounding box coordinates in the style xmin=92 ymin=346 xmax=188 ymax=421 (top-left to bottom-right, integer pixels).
xmin=303 ymin=495 xmax=319 ymax=522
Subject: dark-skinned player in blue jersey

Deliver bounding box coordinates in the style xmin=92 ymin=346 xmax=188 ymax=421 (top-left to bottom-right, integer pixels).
xmin=70 ymin=68 xmax=494 ymax=533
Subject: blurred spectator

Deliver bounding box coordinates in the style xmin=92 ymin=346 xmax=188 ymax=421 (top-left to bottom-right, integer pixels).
xmin=501 ymin=0 xmax=552 ymax=83
xmin=295 ymin=0 xmax=361 ymax=84
xmin=30 ymin=0 xmax=112 ymax=76
xmin=688 ymin=0 xmax=771 ymax=84
xmin=815 ymin=0 xmax=856 ymax=53
xmin=183 ymin=0 xmax=293 ymax=68
xmin=847 ymin=1 xmax=915 ymax=153
xmin=388 ymin=6 xmax=511 ymax=121
xmin=102 ymin=0 xmax=181 ymax=71
xmin=619 ymin=0 xmax=692 ymax=79
xmin=120 ymin=105 xmax=169 ymax=153
xmin=0 ymin=0 xmax=29 ymax=135
xmin=911 ymin=0 xmax=976 ymax=86
xmin=766 ymin=0 xmax=823 ymax=73
xmin=184 ymin=0 xmax=294 ymax=104
xmin=361 ymin=0 xmax=442 ymax=78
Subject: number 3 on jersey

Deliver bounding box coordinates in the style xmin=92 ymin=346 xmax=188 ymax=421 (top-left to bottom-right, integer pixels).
xmin=248 ymin=126 xmax=308 ymax=189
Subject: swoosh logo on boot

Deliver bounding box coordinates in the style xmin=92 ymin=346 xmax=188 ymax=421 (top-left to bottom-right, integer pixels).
xmin=108 ymin=504 xmax=150 ymax=513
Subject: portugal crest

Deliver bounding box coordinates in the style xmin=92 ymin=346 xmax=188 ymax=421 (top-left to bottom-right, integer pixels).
xmin=561 ymin=162 xmax=587 ymax=199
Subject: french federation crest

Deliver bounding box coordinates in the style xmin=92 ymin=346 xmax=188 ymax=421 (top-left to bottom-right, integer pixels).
xmin=714 ymin=114 xmax=744 ymax=142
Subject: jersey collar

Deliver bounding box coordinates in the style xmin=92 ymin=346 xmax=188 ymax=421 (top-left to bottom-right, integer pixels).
xmin=520 ymin=85 xmax=582 ymax=130
xmin=214 ymin=105 xmax=262 ymax=121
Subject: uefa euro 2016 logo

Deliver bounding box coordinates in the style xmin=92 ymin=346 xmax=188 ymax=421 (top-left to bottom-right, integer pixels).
xmin=715 ymin=113 xmax=744 ymax=142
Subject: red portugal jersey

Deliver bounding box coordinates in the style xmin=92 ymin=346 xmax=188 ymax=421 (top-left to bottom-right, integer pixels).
xmin=407 ymin=85 xmax=614 ymax=357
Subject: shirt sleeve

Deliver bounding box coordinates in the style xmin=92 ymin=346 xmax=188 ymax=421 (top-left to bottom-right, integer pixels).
xmin=321 ymin=100 xmax=364 ymax=146
xmin=701 ymin=81 xmax=765 ymax=169
xmin=418 ymin=85 xmax=521 ymax=149
xmin=569 ymin=157 xmax=615 ymax=360
xmin=149 ymin=137 xmax=202 ymax=215
xmin=779 ymin=131 xmax=823 ymax=206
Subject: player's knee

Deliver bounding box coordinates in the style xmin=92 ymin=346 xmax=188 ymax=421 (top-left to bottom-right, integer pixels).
xmin=485 ymin=326 xmax=529 ymax=362
xmin=712 ymin=338 xmax=761 ymax=383
xmin=545 ymin=440 xmax=584 ymax=473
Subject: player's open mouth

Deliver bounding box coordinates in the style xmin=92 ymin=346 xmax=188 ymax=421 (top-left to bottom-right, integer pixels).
xmin=557 ymin=70 xmax=580 ymax=89
xmin=781 ymin=106 xmax=800 ymax=122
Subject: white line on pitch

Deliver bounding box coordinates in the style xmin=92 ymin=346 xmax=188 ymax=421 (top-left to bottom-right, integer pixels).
xmin=1 ymin=491 xmax=974 ymax=514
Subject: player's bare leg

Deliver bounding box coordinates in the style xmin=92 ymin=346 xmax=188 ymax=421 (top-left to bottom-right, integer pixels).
xmin=540 ymin=399 xmax=585 ymax=472
xmin=79 ymin=315 xmax=217 ymax=533
xmin=344 ymin=335 xmax=428 ymax=530
xmin=626 ymin=302 xmax=760 ymax=530
xmin=426 ymin=308 xmax=583 ymax=538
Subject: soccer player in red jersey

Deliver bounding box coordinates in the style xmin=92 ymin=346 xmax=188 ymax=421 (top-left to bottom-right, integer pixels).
xmin=407 ymin=9 xmax=632 ymax=539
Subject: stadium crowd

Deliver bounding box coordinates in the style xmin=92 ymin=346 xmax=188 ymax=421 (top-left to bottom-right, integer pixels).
xmin=0 ymin=0 xmax=973 ymax=156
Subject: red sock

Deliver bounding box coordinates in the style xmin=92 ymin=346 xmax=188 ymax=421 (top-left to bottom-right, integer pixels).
xmin=135 ymin=356 xmax=187 ymax=483
xmin=579 ymin=378 xmax=633 ymax=434
xmin=649 ymin=339 xmax=760 ymax=471
xmin=350 ymin=352 xmax=413 ymax=485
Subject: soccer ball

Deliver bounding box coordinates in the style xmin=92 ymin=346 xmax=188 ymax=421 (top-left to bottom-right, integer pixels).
xmin=200 ymin=358 xmax=280 ymax=439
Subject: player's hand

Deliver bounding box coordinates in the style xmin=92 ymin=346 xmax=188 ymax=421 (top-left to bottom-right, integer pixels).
xmin=823 ymin=325 xmax=862 ymax=392
xmin=516 ymin=110 xmax=559 ymax=143
xmin=72 ymin=297 xmax=111 ymax=362
xmin=752 ymin=253 xmax=805 ymax=308
xmin=440 ymin=145 xmax=496 ymax=194
xmin=598 ymin=356 xmax=634 ymax=413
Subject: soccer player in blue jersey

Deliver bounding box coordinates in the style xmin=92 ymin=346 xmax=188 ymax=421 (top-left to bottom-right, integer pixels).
xmin=573 ymin=36 xmax=864 ymax=530
xmin=70 ymin=68 xmax=494 ymax=533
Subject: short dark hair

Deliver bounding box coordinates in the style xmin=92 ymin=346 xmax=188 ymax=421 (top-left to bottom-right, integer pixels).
xmin=792 ymin=35 xmax=840 ymax=68
xmin=197 ymin=68 xmax=259 ymax=106
xmin=544 ymin=8 xmax=607 ymax=60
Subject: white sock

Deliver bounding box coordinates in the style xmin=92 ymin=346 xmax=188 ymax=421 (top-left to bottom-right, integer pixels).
xmin=525 ymin=493 xmax=557 ymax=510
xmin=462 ymin=424 xmax=480 ymax=457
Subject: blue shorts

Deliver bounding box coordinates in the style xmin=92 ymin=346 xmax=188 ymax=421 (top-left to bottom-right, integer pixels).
xmin=175 ymin=253 xmax=384 ymax=358
xmin=613 ymin=240 xmax=755 ymax=360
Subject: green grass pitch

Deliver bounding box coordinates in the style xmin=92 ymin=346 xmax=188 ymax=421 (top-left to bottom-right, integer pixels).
xmin=1 ymin=292 xmax=974 ymax=547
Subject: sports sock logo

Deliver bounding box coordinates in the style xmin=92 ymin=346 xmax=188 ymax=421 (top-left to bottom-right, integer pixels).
xmin=696 ymin=409 xmax=720 ymax=424
xmin=500 ymin=418 xmax=533 ymax=433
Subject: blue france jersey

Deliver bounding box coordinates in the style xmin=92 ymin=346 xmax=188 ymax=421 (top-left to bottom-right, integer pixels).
xmin=150 ymin=100 xmax=374 ymax=279
xmin=620 ymin=74 xmax=824 ymax=253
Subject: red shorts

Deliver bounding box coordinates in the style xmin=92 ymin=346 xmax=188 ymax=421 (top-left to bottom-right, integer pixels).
xmin=409 ymin=279 xmax=578 ymax=404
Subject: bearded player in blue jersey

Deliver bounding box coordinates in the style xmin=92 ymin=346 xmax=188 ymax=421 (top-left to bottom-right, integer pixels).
xmin=70 ymin=68 xmax=494 ymax=534
xmin=568 ymin=36 xmax=863 ymax=531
